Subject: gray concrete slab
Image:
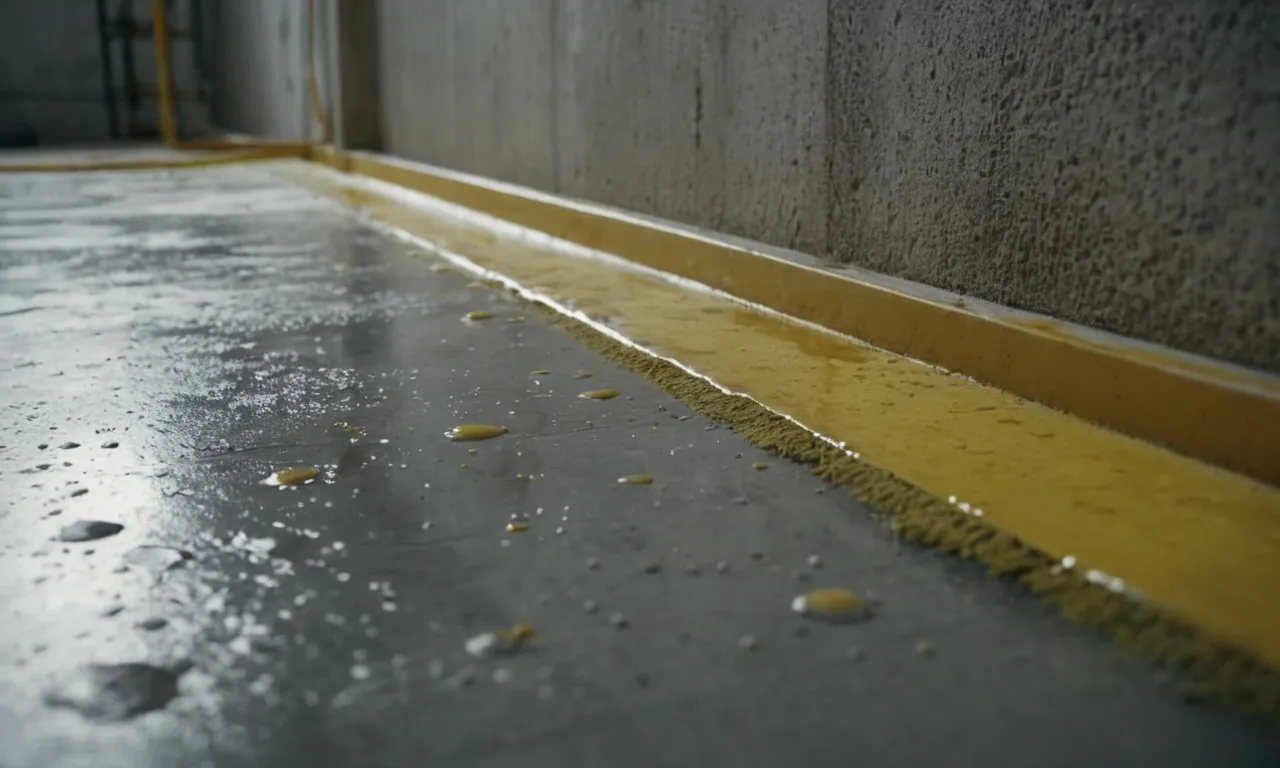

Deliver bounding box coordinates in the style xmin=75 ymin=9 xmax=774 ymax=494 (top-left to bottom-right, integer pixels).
xmin=0 ymin=164 xmax=1276 ymax=767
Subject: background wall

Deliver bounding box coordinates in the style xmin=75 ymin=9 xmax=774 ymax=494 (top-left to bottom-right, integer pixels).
xmin=0 ymin=0 xmax=113 ymax=145
xmin=206 ymin=0 xmax=325 ymax=141
xmin=0 ymin=0 xmax=210 ymax=145
xmin=221 ymin=0 xmax=1280 ymax=372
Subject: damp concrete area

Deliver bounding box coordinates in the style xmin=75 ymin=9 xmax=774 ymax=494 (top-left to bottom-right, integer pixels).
xmin=0 ymin=165 xmax=1275 ymax=767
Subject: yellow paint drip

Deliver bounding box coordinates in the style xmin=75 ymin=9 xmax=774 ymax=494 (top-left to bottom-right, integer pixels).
xmin=464 ymin=310 xmax=494 ymax=321
xmin=268 ymin=466 xmax=320 ymax=486
xmin=532 ymin=369 xmax=549 ymax=375
xmin=752 ymin=462 xmax=770 ymax=471
xmin=446 ymin=424 xmax=508 ymax=442
xmin=580 ymin=388 xmax=621 ymax=400
xmin=617 ymin=474 xmax=654 ymax=485
xmin=465 ymin=623 xmax=537 ymax=657
xmin=792 ymin=588 xmax=868 ymax=623
xmin=506 ymin=521 xmax=529 ymax=533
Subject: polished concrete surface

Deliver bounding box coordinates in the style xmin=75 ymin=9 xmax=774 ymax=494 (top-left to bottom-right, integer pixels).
xmin=0 ymin=165 xmax=1275 ymax=767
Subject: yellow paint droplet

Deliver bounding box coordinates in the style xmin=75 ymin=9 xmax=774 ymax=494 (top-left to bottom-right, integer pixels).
xmin=268 ymin=467 xmax=320 ymax=486
xmin=580 ymin=389 xmax=621 ymax=400
xmin=573 ymin=371 xmax=593 ymax=379
xmin=752 ymin=462 xmax=769 ymax=471
xmin=791 ymin=588 xmax=869 ymax=623
xmin=465 ymin=624 xmax=536 ymax=657
xmin=464 ymin=310 xmax=494 ymax=321
xmin=332 ymin=421 xmax=363 ymax=435
xmin=532 ymin=369 xmax=549 ymax=375
xmin=446 ymin=424 xmax=508 ymax=442
xmin=617 ymin=474 xmax=654 ymax=485
xmin=506 ymin=521 xmax=529 ymax=533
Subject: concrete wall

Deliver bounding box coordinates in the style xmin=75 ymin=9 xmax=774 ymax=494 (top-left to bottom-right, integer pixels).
xmin=0 ymin=0 xmax=111 ymax=144
xmin=206 ymin=0 xmax=325 ymax=141
xmin=203 ymin=0 xmax=1278 ymax=372
xmin=0 ymin=0 xmax=211 ymax=145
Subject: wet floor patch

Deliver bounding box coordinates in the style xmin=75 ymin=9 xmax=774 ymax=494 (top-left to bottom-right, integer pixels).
xmin=44 ymin=663 xmax=183 ymax=722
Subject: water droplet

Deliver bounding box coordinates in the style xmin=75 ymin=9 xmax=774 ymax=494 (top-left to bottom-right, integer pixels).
xmin=101 ymin=440 xmax=119 ymax=449
xmin=609 ymin=612 xmax=629 ymax=629
xmin=123 ymin=545 xmax=193 ymax=572
xmin=464 ymin=310 xmax=494 ymax=322
xmin=752 ymin=462 xmax=769 ymax=471
xmin=643 ymin=563 xmax=662 ymax=575
xmin=59 ymin=442 xmax=81 ymax=450
xmin=716 ymin=560 xmax=730 ymax=573
xmin=738 ymin=635 xmax=759 ymax=651
xmin=586 ymin=557 xmax=600 ymax=570
xmin=263 ymin=467 xmax=320 ymax=486
xmin=807 ymin=554 xmax=823 ymax=569
xmin=59 ymin=520 xmax=124 ymax=542
xmin=915 ymin=639 xmax=936 ymax=657
xmin=579 ymin=389 xmax=621 ymax=400
xmin=445 ymin=424 xmax=508 ymax=442
xmin=350 ymin=663 xmax=372 ymax=681
xmin=69 ymin=488 xmax=89 ymax=498
xmin=44 ymin=663 xmax=182 ymax=721
xmin=532 ymin=369 xmax=549 ymax=375
xmin=572 ymin=371 xmax=593 ymax=380
xmin=791 ymin=589 xmax=869 ymax=623
xmin=136 ymin=617 xmax=167 ymax=631
xmin=617 ymin=474 xmax=653 ymax=485
xmin=583 ymin=599 xmax=599 ymax=615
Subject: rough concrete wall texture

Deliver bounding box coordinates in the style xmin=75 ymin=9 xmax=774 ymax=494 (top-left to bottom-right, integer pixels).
xmin=369 ymin=0 xmax=1277 ymax=372
xmin=827 ymin=0 xmax=1279 ymax=372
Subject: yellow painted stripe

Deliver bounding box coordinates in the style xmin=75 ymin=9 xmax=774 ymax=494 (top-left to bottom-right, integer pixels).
xmin=277 ymin=160 xmax=1280 ymax=670
xmin=309 ymin=149 xmax=1280 ymax=488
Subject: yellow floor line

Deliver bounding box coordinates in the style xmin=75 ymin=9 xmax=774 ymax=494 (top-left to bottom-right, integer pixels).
xmin=309 ymin=149 xmax=1280 ymax=488
xmin=275 ymin=160 xmax=1280 ymax=677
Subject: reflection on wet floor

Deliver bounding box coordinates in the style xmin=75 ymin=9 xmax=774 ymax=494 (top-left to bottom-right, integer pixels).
xmin=0 ymin=165 xmax=1275 ymax=767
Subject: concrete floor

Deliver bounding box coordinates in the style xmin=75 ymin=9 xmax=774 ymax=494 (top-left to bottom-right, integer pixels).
xmin=0 ymin=165 xmax=1275 ymax=768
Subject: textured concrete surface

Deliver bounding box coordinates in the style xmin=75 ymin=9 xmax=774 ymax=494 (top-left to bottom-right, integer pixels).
xmin=355 ymin=0 xmax=1280 ymax=371
xmin=1 ymin=165 xmax=1279 ymax=767
xmin=826 ymin=0 xmax=1280 ymax=372
xmin=378 ymin=0 xmax=557 ymax=190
